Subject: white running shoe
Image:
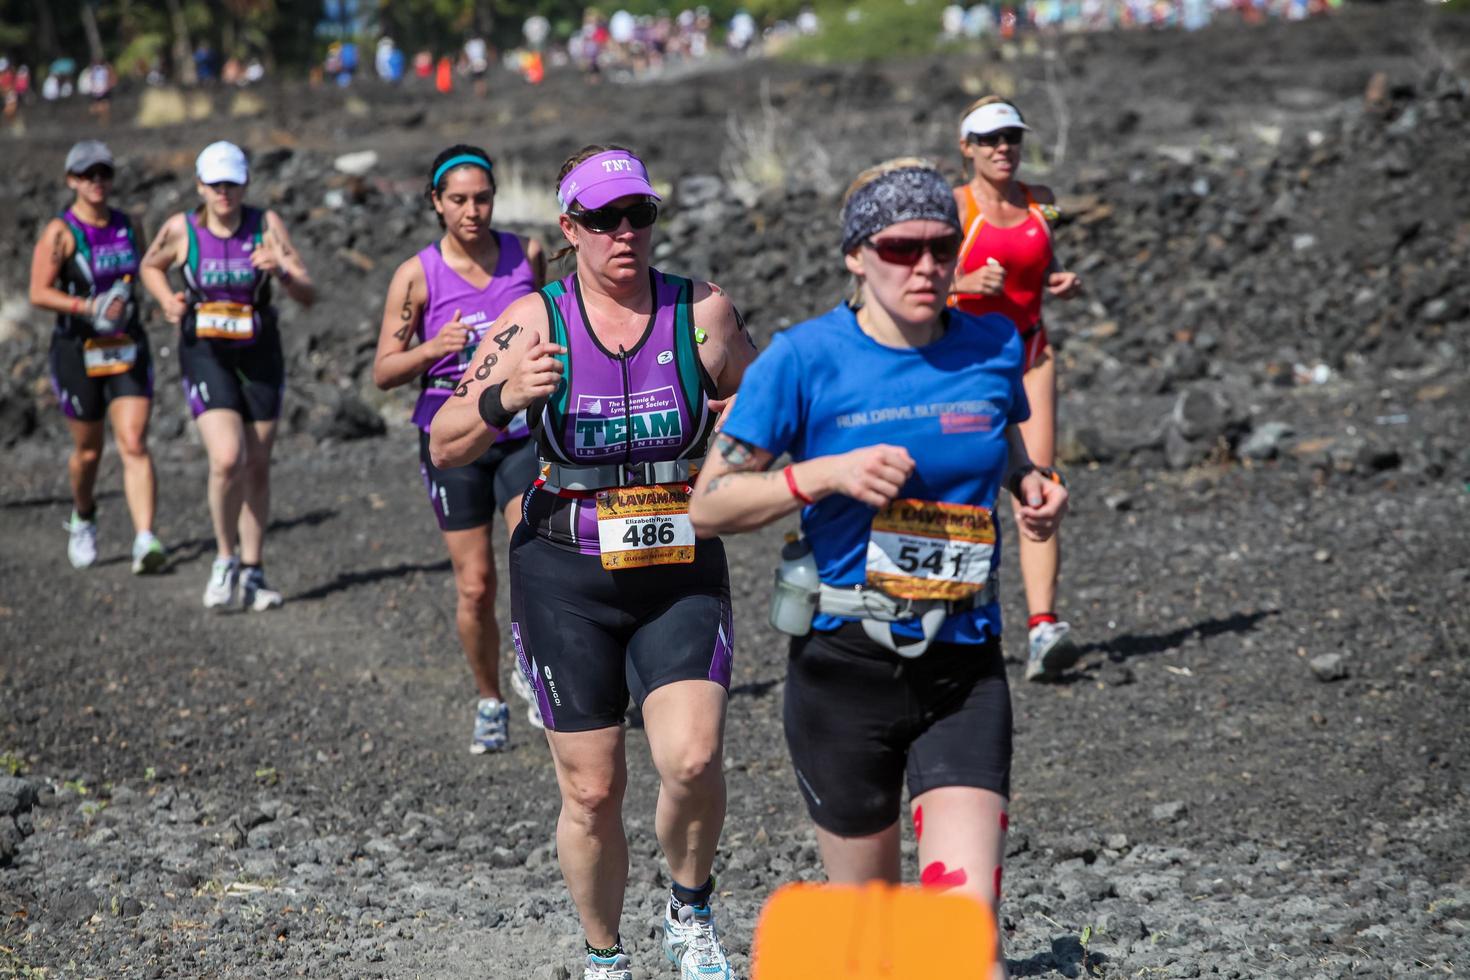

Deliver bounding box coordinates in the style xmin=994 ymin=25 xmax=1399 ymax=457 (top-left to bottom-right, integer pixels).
xmin=203 ymin=556 xmax=239 ymax=610
xmin=470 ymin=697 xmax=510 ymax=754
xmin=509 ymin=667 xmax=545 ymax=730
xmin=131 ymin=532 xmax=166 ymax=575
xmin=1025 ymin=620 xmax=1081 ymax=682
xmin=664 ymin=902 xmax=735 ymax=980
xmin=239 ymin=566 xmax=283 ymax=612
xmin=64 ymin=512 xmax=97 ymax=569
xmin=583 ymin=952 xmax=633 ymax=980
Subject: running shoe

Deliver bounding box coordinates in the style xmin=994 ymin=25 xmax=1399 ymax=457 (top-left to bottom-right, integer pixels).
xmin=470 ymin=697 xmax=510 ymax=754
xmin=131 ymin=532 xmax=166 ymax=575
xmin=239 ymin=566 xmax=283 ymax=612
xmin=1025 ymin=620 xmax=1081 ymax=682
xmin=664 ymin=902 xmax=734 ymax=980
xmin=583 ymin=952 xmax=633 ymax=980
xmin=202 ymin=556 xmax=239 ymax=610
xmin=64 ymin=512 xmax=97 ymax=569
xmin=509 ymin=666 xmax=545 ymax=730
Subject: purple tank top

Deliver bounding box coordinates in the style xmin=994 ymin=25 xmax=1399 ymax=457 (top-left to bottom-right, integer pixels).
xmin=184 ymin=207 xmax=266 ymax=307
xmin=524 ymin=269 xmax=717 ymax=554
xmin=63 ymin=208 xmax=139 ymax=294
xmin=411 ymin=232 xmax=537 ymax=439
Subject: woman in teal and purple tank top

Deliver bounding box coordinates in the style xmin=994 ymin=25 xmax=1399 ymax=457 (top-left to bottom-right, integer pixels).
xmin=27 ymin=140 xmax=165 ymax=574
xmin=140 ymin=141 xmax=315 ymax=613
xmin=373 ymin=145 xmax=547 ymax=755
xmin=430 ymin=145 xmax=757 ymax=980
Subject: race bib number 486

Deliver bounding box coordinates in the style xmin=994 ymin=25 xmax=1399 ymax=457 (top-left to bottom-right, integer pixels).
xmin=596 ymin=485 xmax=696 ymax=571
xmin=866 ymin=498 xmax=995 ymax=601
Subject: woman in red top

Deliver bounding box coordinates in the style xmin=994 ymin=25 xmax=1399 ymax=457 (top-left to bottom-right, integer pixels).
xmin=951 ymin=96 xmax=1083 ymax=683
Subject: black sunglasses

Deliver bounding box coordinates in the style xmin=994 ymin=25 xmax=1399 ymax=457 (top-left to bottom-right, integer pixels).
xmin=568 ymin=201 xmax=659 ymax=233
xmin=76 ymin=166 xmax=115 ymax=182
xmin=206 ymin=181 xmax=244 ymax=191
xmin=864 ymin=234 xmax=963 ymax=266
xmin=968 ymin=128 xmax=1025 ymax=148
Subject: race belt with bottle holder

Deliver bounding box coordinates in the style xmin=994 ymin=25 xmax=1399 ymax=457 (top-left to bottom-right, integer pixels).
xmin=538 ymin=457 xmax=704 ymax=571
xmin=817 ymin=575 xmax=997 ymax=658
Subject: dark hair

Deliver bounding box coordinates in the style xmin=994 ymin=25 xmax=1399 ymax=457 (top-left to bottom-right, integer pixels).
xmin=550 ymin=143 xmax=633 ymax=263
xmin=425 ymin=144 xmax=495 ymax=228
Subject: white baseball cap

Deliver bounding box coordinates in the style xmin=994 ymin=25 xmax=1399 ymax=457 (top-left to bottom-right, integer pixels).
xmin=196 ymin=141 xmax=249 ymax=184
xmin=960 ymin=102 xmax=1032 ymax=139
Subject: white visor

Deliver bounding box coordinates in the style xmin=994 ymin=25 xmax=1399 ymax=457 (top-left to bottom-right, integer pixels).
xmin=960 ymin=103 xmax=1031 ymax=139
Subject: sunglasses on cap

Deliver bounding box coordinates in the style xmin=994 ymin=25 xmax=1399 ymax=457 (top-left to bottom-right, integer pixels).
xmin=74 ymin=165 xmax=115 ymax=182
xmin=864 ymin=234 xmax=963 ymax=266
xmin=968 ymin=128 xmax=1025 ymax=148
xmin=567 ymin=201 xmax=659 ymax=234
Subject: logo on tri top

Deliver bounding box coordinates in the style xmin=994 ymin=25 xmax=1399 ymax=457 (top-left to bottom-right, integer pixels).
xmin=198 ymin=258 xmax=255 ymax=288
xmin=573 ymin=385 xmax=682 ymax=456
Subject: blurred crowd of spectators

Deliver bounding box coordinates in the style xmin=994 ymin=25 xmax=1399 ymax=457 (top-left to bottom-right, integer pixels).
xmin=940 ymin=0 xmax=1342 ymax=37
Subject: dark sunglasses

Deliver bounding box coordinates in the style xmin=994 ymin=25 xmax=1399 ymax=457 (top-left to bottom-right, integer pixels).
xmin=75 ymin=166 xmax=115 ymax=182
xmin=568 ymin=201 xmax=659 ymax=233
xmin=865 ymin=234 xmax=963 ymax=266
xmin=968 ymin=128 xmax=1025 ymax=148
xmin=207 ymin=181 xmax=244 ymax=192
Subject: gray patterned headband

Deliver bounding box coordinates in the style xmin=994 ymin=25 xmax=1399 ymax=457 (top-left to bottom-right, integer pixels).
xmin=840 ymin=166 xmax=960 ymax=255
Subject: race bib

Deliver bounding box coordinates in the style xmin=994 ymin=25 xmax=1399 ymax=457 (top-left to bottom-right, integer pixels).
xmin=596 ymin=485 xmax=695 ymax=570
xmin=866 ymin=499 xmax=995 ymax=601
xmin=82 ymin=336 xmax=138 ymax=378
xmin=195 ymin=301 xmax=255 ymax=341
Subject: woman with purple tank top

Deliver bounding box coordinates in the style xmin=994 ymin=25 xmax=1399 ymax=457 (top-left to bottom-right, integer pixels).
xmin=430 ymin=145 xmax=757 ymax=980
xmin=140 ymin=141 xmax=315 ymax=613
xmin=373 ymin=145 xmax=548 ymax=755
xmin=28 ymin=140 xmax=166 ymax=574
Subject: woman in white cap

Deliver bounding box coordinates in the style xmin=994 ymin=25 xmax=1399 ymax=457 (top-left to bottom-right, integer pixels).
xmin=951 ymin=96 xmax=1083 ymax=683
xmin=28 ymin=140 xmax=167 ymax=573
xmin=431 ymin=144 xmax=755 ymax=980
xmin=139 ymin=141 xmax=315 ymax=611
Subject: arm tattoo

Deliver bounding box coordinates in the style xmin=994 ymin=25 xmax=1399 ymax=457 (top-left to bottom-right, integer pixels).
xmin=700 ymin=471 xmax=775 ymax=497
xmin=393 ymin=282 xmax=415 ymax=341
xmin=715 ymin=433 xmax=754 ymax=467
xmin=453 ymin=351 xmax=499 ymax=397
xmin=143 ymin=225 xmax=172 ymax=263
xmin=50 ymin=231 xmax=65 ymax=264
xmin=491 ymin=323 xmax=520 ymax=350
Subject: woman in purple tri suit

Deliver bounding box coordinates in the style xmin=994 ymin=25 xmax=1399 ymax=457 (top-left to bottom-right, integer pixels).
xmin=28 ymin=140 xmax=166 ymax=574
xmin=373 ymin=144 xmax=547 ymax=755
xmin=430 ymin=145 xmax=756 ymax=980
xmin=140 ymin=141 xmax=315 ymax=613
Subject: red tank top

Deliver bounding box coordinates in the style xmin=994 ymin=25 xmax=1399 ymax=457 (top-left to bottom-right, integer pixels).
xmin=950 ymin=183 xmax=1054 ymax=332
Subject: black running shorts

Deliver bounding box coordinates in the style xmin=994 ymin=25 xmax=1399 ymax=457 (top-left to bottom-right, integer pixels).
xmin=178 ymin=330 xmax=285 ymax=422
xmin=508 ymin=525 xmax=734 ymax=733
xmin=417 ymin=430 xmax=537 ymax=532
xmin=49 ymin=331 xmax=153 ymax=422
xmin=783 ymin=622 xmax=1012 ymax=837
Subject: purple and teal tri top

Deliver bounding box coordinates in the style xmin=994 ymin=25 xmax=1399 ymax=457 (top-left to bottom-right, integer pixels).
xmin=54 ymin=208 xmax=141 ymax=338
xmin=412 ymin=231 xmax=536 ymax=440
xmin=181 ymin=206 xmax=273 ymax=347
xmin=523 ymin=268 xmax=718 ymax=554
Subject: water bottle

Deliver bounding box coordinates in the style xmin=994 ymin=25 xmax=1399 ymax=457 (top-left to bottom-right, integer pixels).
xmin=91 ymin=276 xmax=133 ymax=335
xmin=769 ymin=532 xmax=820 ymax=636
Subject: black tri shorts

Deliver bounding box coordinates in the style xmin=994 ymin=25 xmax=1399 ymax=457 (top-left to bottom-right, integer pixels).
xmin=417 ymin=430 xmax=537 ymax=533
xmin=508 ymin=525 xmax=734 ymax=733
xmin=49 ymin=330 xmax=153 ymax=422
xmin=783 ymin=622 xmax=1012 ymax=837
xmin=178 ymin=329 xmax=285 ymax=422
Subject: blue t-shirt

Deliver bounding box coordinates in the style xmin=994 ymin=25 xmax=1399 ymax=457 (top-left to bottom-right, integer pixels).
xmin=723 ymin=303 xmax=1029 ymax=644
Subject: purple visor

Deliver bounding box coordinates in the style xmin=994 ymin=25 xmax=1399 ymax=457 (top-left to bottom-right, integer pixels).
xmin=557 ymin=150 xmax=661 ymax=212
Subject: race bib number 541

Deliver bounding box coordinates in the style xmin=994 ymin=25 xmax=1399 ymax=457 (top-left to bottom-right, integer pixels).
xmin=596 ymin=485 xmax=695 ymax=571
xmin=866 ymin=499 xmax=995 ymax=601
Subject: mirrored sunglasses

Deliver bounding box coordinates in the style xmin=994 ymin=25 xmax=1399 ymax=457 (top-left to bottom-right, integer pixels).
xmin=865 ymin=234 xmax=963 ymax=266
xmin=568 ymin=201 xmax=659 ymax=234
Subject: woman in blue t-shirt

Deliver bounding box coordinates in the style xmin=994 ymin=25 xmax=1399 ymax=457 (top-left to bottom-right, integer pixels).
xmin=689 ymin=159 xmax=1068 ymax=976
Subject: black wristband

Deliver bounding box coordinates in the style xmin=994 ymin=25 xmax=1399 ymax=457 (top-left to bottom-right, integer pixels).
xmin=1008 ymin=464 xmax=1065 ymax=500
xmin=477 ymin=382 xmax=515 ymax=430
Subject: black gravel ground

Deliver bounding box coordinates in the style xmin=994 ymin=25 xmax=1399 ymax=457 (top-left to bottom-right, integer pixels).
xmin=2 ymin=6 xmax=1469 ymax=978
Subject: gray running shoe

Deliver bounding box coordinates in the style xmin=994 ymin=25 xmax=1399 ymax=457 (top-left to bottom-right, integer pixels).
xmin=131 ymin=532 xmax=166 ymax=575
xmin=471 ymin=697 xmax=510 ymax=754
xmin=203 ymin=556 xmax=239 ymax=610
xmin=1025 ymin=620 xmax=1081 ymax=682
xmin=583 ymin=952 xmax=633 ymax=980
xmin=509 ymin=667 xmax=545 ymax=730
xmin=239 ymin=566 xmax=283 ymax=611
xmin=64 ymin=512 xmax=98 ymax=569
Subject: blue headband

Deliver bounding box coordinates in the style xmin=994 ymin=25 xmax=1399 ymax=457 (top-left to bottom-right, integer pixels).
xmin=432 ymin=154 xmax=492 ymax=187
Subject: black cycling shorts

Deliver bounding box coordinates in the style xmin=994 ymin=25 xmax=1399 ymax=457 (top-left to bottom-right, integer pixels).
xmin=417 ymin=430 xmax=537 ymax=532
xmin=783 ymin=622 xmax=1012 ymax=837
xmin=49 ymin=331 xmax=153 ymax=422
xmin=179 ymin=331 xmax=285 ymax=422
xmin=508 ymin=525 xmax=733 ymax=733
